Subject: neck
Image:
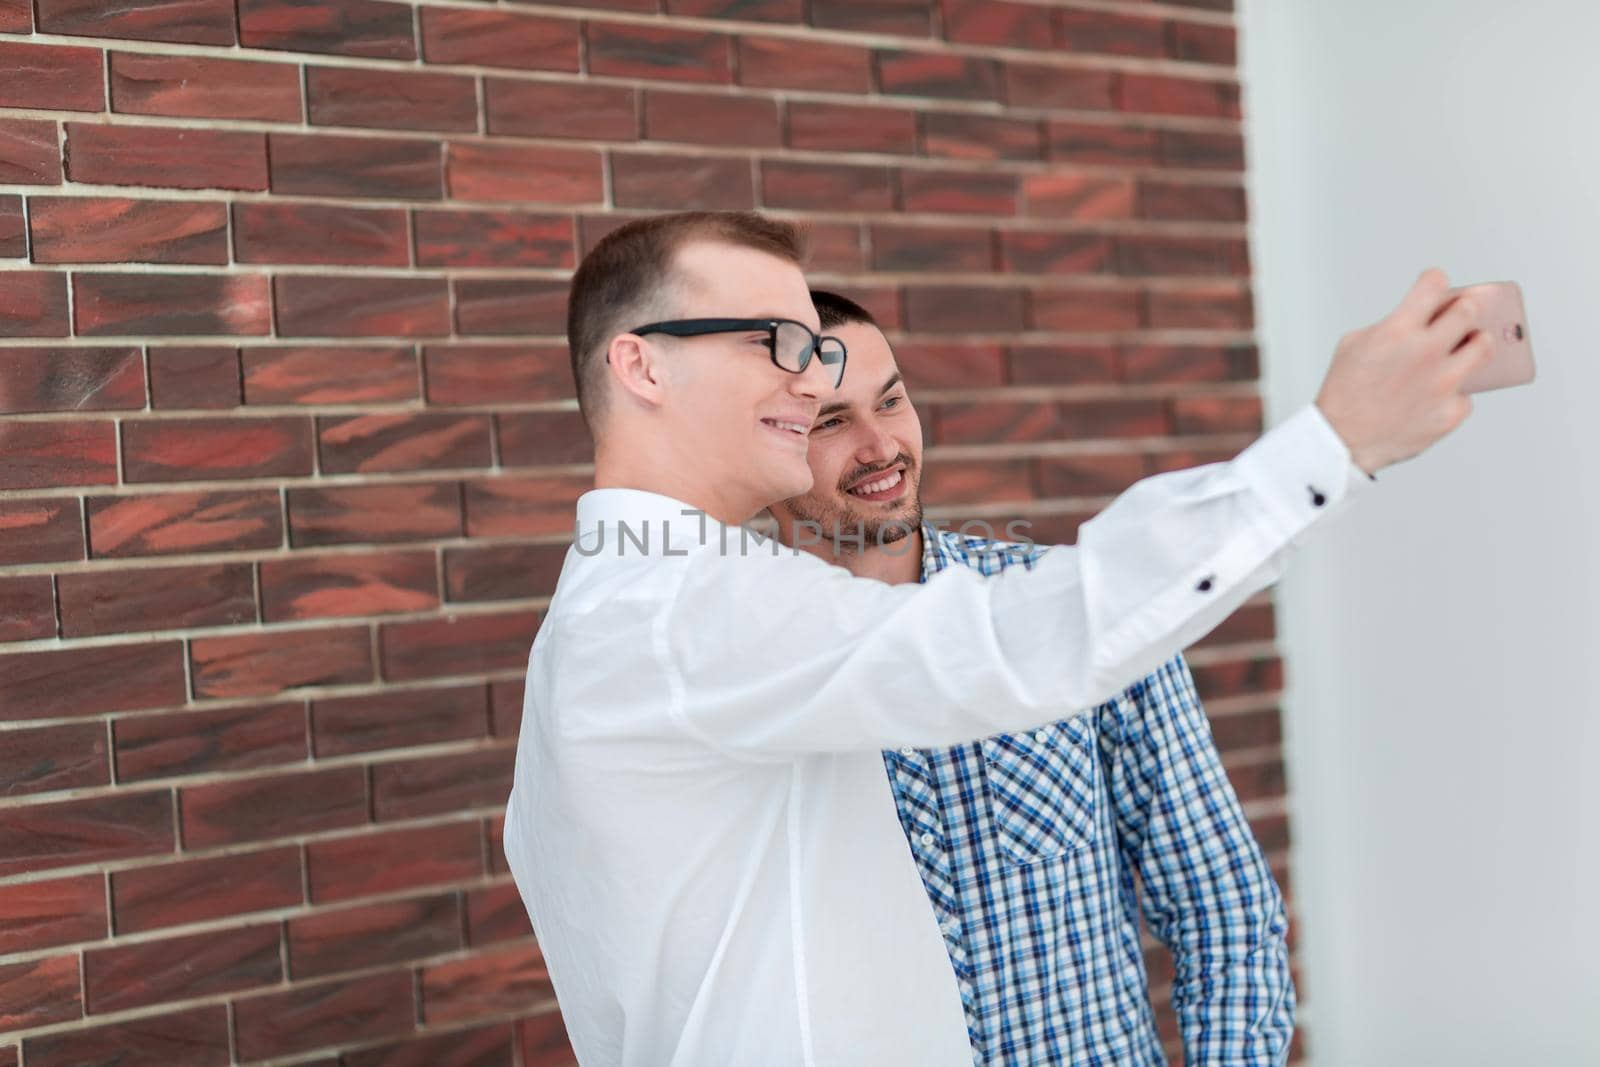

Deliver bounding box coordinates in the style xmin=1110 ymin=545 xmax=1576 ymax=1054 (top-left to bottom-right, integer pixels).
xmin=594 ymin=442 xmax=757 ymax=529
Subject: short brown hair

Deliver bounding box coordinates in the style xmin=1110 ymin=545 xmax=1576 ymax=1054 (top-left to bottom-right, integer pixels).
xmin=810 ymin=289 xmax=878 ymax=332
xmin=566 ymin=211 xmax=806 ymax=428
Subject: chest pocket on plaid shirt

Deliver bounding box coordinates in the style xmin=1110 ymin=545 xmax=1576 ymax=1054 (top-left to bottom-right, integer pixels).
xmin=981 ymin=714 xmax=1099 ymax=865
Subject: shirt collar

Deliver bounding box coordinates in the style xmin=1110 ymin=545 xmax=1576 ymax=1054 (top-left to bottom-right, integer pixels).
xmin=574 ymin=488 xmax=770 ymax=558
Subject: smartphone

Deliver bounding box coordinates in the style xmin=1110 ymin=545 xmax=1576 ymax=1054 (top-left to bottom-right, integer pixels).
xmin=1435 ymin=280 xmax=1536 ymax=394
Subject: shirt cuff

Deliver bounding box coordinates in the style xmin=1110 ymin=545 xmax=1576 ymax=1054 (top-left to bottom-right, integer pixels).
xmin=1233 ymin=402 xmax=1371 ymax=543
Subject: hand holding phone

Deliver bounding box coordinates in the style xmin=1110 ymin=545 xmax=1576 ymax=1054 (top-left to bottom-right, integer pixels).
xmin=1432 ymin=281 xmax=1536 ymax=394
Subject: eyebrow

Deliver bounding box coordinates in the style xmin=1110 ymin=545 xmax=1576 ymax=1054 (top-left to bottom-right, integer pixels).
xmin=816 ymin=370 xmax=903 ymax=419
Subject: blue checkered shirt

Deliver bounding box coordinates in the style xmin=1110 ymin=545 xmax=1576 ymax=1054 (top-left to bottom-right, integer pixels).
xmin=883 ymin=526 xmax=1294 ymax=1065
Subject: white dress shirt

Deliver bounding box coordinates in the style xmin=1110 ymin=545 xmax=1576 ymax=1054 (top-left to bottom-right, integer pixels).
xmin=502 ymin=403 xmax=1370 ymax=1067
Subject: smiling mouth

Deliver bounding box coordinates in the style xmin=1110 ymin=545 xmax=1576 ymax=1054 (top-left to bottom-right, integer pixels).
xmin=760 ymin=417 xmax=809 ymax=439
xmin=846 ymin=467 xmax=906 ymax=501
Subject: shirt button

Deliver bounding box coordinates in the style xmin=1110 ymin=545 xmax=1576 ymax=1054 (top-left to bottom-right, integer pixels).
xmin=899 ymin=746 xmax=915 ymax=757
xmin=1196 ymin=575 xmax=1214 ymax=592
xmin=1033 ymin=728 xmax=1048 ymax=743
xmin=1309 ymin=484 xmax=1327 ymax=507
xmin=919 ymin=831 xmax=935 ymax=847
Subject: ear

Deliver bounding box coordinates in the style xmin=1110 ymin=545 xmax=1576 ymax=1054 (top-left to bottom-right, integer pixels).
xmin=605 ymin=333 xmax=666 ymax=410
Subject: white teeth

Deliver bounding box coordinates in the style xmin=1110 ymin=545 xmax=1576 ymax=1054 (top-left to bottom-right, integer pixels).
xmin=764 ymin=419 xmax=807 ymax=435
xmin=851 ymin=470 xmax=903 ymax=495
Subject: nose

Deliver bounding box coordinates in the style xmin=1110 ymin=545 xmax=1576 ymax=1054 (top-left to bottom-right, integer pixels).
xmin=855 ymin=420 xmax=898 ymax=466
xmin=787 ymin=351 xmax=834 ymax=401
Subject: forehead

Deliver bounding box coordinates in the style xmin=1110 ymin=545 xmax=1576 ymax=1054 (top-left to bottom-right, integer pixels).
xmin=833 ymin=321 xmax=899 ymax=400
xmin=671 ymin=240 xmax=818 ymax=330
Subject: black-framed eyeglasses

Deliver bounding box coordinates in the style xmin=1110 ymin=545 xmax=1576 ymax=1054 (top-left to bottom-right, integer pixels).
xmin=628 ymin=318 xmax=848 ymax=389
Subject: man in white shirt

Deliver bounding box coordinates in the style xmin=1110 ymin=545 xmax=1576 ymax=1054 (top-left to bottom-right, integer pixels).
xmin=502 ymin=210 xmax=1493 ymax=1066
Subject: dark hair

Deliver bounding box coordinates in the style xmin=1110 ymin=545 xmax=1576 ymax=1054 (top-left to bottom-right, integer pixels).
xmin=810 ymin=289 xmax=878 ymax=332
xmin=566 ymin=211 xmax=806 ymax=428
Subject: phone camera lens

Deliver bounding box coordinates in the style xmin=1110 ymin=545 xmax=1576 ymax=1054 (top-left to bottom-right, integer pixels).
xmin=1513 ymin=323 xmax=1524 ymax=340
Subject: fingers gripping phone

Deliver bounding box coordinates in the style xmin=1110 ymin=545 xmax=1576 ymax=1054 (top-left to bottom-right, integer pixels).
xmin=1435 ymin=281 xmax=1536 ymax=394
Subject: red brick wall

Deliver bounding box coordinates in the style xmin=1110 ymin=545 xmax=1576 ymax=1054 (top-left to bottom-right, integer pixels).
xmin=0 ymin=1 xmax=1299 ymax=1063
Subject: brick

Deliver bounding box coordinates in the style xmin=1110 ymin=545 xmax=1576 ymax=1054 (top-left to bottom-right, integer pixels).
xmin=114 ymin=701 xmax=306 ymax=783
xmin=518 ymin=1012 xmax=576 ymax=1067
xmin=0 ymin=498 xmax=83 ymax=565
xmin=0 ymin=721 xmax=108 ymax=799
xmin=190 ymin=626 xmax=373 ymax=700
xmin=933 ymin=400 xmax=1056 ymax=445
xmin=536 ymin=0 xmax=652 ymax=9
xmin=22 ymin=1005 xmax=230 ymax=1067
xmin=74 ymin=272 xmax=270 ymax=336
xmin=871 ymin=223 xmax=993 ymax=273
xmin=373 ymin=745 xmax=514 ymax=821
xmin=121 ymin=416 xmax=312 ymax=482
xmin=738 ymin=36 xmax=871 ymax=93
xmin=0 ymin=345 xmax=144 ymax=412
xmin=762 ymin=160 xmax=892 ymax=212
xmin=349 ymin=1021 xmax=517 ymax=1067
xmin=37 ymin=0 xmax=235 ymax=44
xmin=288 ymin=893 xmax=460 ymax=980
xmin=1145 ymin=284 xmax=1253 ymax=329
xmin=111 ymin=846 xmax=302 ymax=934
xmin=234 ymin=202 xmax=409 ymax=267
xmin=1007 ymin=343 xmax=1120 ymax=385
xmin=0 ymin=119 xmax=61 ymax=185
xmin=416 ymin=209 xmax=574 ymax=269
xmin=379 ymin=609 xmax=542 ymax=681
xmin=261 ymin=549 xmax=438 ymax=621
xmin=421 ymin=8 xmax=579 ymax=71
xmin=445 ymin=543 xmax=567 ymax=603
xmin=610 ymin=152 xmax=752 ymax=210
xmin=238 ymin=0 xmax=416 ymax=60
xmin=0 ymin=954 xmax=79 ymax=1031
xmin=496 ymin=410 xmax=591 ymax=467
xmin=1046 ymin=121 xmax=1161 ymax=167
xmin=1030 ymin=287 xmax=1141 ymax=331
xmin=1057 ymin=398 xmax=1169 ymax=439
xmin=181 ymin=765 xmax=365 ymax=847
xmin=0 ymin=420 xmax=115 ymax=488
xmin=0 ymin=789 xmax=173 ymax=878
xmin=898 ymin=167 xmax=1018 ymax=215
xmin=890 ymin=342 xmax=1003 ymax=391
xmin=448 ymin=142 xmax=603 ymax=205
xmin=1161 ymin=127 xmax=1245 ymax=171
xmin=490 ymin=681 xmax=523 ymax=738
xmin=878 ymin=51 xmax=1000 ymax=101
xmin=1119 ymin=235 xmax=1249 ymax=277
xmin=812 ymin=0 xmax=934 ymax=35
xmin=921 ymin=112 xmax=1041 ymax=161
xmin=85 ymin=924 xmax=282 ymax=1013
xmin=0 ymin=41 xmax=105 ymax=112
xmin=422 ymin=941 xmax=552 ymax=1025
xmin=920 ymin=457 xmax=1032 ymax=506
xmin=942 ymin=0 xmax=1052 ymax=47
xmin=1000 ymin=230 xmax=1116 ymax=275
xmin=275 ymin=275 xmax=450 ymax=338
xmin=0 ymin=575 xmax=54 ymax=641
xmin=1191 ymin=655 xmax=1284 ymax=700
xmin=1037 ymin=451 xmax=1154 ymax=499
xmin=1120 ymin=73 xmax=1240 ymax=119
xmin=308 ymin=66 xmax=478 ymax=132
xmin=786 ymin=100 xmax=916 ymax=155
xmin=0 ymin=874 xmax=106 ymax=954
xmin=58 ymin=562 xmax=254 ymax=637
xmin=1022 ymin=174 xmax=1137 ymax=220
xmin=305 ymin=822 xmax=482 ymax=904
xmin=805 ymin=221 xmax=866 ymax=272
xmin=455 ymin=281 xmax=566 ymax=338
xmin=0 ymin=194 xmax=21 ymax=257
xmin=903 ymin=285 xmax=1026 ymax=333
xmin=1122 ymin=343 xmax=1257 ymax=384
xmin=311 ymin=683 xmax=487 ymax=757
xmin=1003 ymin=62 xmax=1117 ymax=110
xmin=30 ymin=196 xmax=227 ymax=264
xmin=484 ymin=78 xmax=637 ymax=141
xmin=269 ymin=133 xmax=443 ymax=199
xmin=1173 ymin=394 xmax=1263 ymax=434
xmin=464 ymin=474 xmax=586 ymax=537
xmin=1171 ymin=21 xmax=1237 ymax=66
xmin=588 ymin=22 xmax=730 ymax=84
xmin=0 ymin=0 xmax=30 ymax=31
xmin=485 ymin=813 xmax=509 ymax=874
xmin=465 ymin=884 xmax=533 ymax=946
xmin=0 ymin=271 xmax=69 ymax=337
xmin=65 ymin=123 xmax=267 ymax=191
xmin=1139 ymin=179 xmax=1248 ymax=222
xmin=666 ymin=0 xmax=799 ymax=18
xmin=644 ymin=89 xmax=780 ymax=148
xmin=87 ymin=489 xmax=281 ymax=558
xmin=288 ymin=481 xmax=462 ymax=548
xmin=319 ymin=412 xmax=492 ymax=475
xmin=110 ymin=52 xmax=302 ymax=122
xmin=235 ymin=970 xmax=415 ymax=1061
xmin=148 ymin=346 xmax=240 ymax=410
xmin=1 ymin=642 xmax=188 ymax=720
xmin=242 ymin=345 xmax=418 ymax=405
xmin=1055 ymin=10 xmax=1166 ymax=58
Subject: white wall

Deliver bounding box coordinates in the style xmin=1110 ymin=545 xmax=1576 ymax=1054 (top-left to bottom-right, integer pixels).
xmin=1238 ymin=0 xmax=1600 ymax=1061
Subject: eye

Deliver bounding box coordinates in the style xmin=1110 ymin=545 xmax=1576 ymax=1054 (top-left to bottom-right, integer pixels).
xmin=811 ymin=417 xmax=843 ymax=433
xmin=879 ymin=395 xmax=903 ymax=411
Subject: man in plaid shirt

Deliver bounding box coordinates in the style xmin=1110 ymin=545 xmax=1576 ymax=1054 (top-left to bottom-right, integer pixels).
xmin=767 ymin=290 xmax=1294 ymax=1065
